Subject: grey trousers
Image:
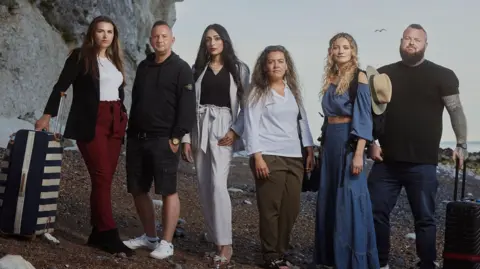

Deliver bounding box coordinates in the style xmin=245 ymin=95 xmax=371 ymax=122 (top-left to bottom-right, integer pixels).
xmin=193 ymin=105 xmax=234 ymax=245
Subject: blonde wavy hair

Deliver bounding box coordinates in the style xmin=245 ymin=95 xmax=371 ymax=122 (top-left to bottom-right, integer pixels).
xmin=320 ymin=33 xmax=359 ymax=96
xmin=248 ymin=45 xmax=303 ymax=108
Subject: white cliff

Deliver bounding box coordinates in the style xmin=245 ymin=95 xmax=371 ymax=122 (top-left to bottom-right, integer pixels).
xmin=0 ymin=0 xmax=182 ymax=125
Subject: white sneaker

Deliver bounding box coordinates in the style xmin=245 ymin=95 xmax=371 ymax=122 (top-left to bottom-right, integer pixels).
xmin=380 ymin=265 xmax=389 ymax=269
xmin=150 ymin=240 xmax=174 ymax=259
xmin=123 ymin=234 xmax=159 ymax=250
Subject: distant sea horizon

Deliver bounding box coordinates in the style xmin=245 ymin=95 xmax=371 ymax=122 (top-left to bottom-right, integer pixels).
xmin=233 ymin=141 xmax=480 ymax=158
xmin=440 ymin=141 xmax=480 ymax=152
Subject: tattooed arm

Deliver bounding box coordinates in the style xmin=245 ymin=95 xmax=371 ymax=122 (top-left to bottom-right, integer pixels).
xmin=438 ymin=68 xmax=468 ymax=166
xmin=443 ymin=94 xmax=468 ymax=166
xmin=443 ymin=94 xmax=467 ymax=144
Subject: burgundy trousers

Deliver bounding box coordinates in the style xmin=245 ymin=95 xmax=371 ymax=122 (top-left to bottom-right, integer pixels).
xmin=77 ymin=101 xmax=127 ymax=232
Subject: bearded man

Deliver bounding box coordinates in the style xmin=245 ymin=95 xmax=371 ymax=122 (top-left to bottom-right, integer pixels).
xmin=367 ymin=24 xmax=468 ymax=269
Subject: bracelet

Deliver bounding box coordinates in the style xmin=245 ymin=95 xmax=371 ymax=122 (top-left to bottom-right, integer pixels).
xmin=456 ymin=143 xmax=467 ymax=149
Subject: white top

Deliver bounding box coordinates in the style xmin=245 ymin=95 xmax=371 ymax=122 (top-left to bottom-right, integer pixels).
xmin=98 ymin=57 xmax=122 ymax=101
xmin=244 ymin=85 xmax=314 ymax=157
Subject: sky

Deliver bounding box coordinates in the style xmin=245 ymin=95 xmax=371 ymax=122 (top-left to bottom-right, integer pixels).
xmin=170 ymin=0 xmax=479 ymax=142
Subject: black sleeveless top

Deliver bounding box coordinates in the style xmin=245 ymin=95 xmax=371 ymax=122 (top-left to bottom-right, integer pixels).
xmin=200 ymin=66 xmax=231 ymax=108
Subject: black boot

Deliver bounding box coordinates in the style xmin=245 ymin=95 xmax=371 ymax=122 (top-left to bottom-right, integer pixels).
xmin=87 ymin=226 xmax=100 ymax=246
xmin=89 ymin=228 xmax=134 ymax=257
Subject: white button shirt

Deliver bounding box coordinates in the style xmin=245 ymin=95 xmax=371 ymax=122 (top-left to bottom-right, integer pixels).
xmin=244 ymin=85 xmax=314 ymax=157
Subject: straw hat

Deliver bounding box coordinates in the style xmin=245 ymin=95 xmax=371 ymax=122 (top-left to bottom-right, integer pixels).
xmin=366 ymin=66 xmax=392 ymax=115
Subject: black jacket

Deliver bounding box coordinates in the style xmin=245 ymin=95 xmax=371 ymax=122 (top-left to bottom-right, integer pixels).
xmin=43 ymin=48 xmax=127 ymax=142
xmin=126 ymin=52 xmax=195 ymax=139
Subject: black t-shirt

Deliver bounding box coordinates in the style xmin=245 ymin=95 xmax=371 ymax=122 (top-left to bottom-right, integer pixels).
xmin=377 ymin=60 xmax=459 ymax=165
xmin=200 ymin=66 xmax=231 ymax=108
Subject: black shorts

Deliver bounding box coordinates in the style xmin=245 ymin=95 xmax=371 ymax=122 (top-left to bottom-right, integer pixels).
xmin=126 ymin=136 xmax=180 ymax=196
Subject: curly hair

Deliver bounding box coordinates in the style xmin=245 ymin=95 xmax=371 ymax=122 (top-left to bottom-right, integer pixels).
xmin=320 ymin=32 xmax=359 ymax=96
xmin=248 ymin=45 xmax=303 ymax=108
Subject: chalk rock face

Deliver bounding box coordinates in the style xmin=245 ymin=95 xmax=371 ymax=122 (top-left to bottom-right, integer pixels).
xmin=0 ymin=0 xmax=181 ymax=123
xmin=0 ymin=254 xmax=36 ymax=269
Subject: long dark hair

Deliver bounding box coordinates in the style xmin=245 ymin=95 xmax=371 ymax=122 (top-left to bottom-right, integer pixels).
xmin=79 ymin=16 xmax=126 ymax=87
xmin=193 ymin=24 xmax=244 ymax=98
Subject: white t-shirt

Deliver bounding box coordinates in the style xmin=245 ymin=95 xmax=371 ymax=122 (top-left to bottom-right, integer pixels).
xmin=97 ymin=57 xmax=122 ymax=101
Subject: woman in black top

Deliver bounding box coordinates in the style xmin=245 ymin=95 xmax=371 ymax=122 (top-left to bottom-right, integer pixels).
xmin=34 ymin=16 xmax=132 ymax=256
xmin=181 ymin=23 xmax=250 ymax=267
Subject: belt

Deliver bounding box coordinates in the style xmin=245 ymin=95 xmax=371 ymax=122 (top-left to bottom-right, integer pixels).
xmin=197 ymin=105 xmax=232 ymax=153
xmin=133 ymin=132 xmax=166 ymax=140
xmin=198 ymin=106 xmax=218 ymax=153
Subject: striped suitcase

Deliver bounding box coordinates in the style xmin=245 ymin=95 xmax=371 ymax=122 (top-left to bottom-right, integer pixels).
xmin=443 ymin=159 xmax=480 ymax=268
xmin=0 ymin=130 xmax=63 ymax=237
xmin=0 ymin=93 xmax=66 ymax=238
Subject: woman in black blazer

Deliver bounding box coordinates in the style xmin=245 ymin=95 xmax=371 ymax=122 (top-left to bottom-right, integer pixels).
xmin=35 ymin=16 xmax=132 ymax=256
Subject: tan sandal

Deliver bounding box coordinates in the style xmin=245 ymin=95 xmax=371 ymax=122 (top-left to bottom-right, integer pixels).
xmin=209 ymin=245 xmax=233 ymax=268
xmin=210 ymin=255 xmax=234 ymax=268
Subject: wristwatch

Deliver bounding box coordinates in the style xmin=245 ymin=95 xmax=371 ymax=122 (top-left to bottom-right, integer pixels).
xmin=456 ymin=143 xmax=467 ymax=149
xmin=171 ymin=138 xmax=180 ymax=145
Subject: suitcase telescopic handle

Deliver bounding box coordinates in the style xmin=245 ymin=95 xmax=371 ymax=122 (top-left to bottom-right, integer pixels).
xmin=453 ymin=158 xmax=468 ymax=201
xmin=52 ymin=92 xmax=67 ymax=141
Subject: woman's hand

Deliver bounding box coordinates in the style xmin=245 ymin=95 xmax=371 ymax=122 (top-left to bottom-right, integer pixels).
xmin=352 ymin=138 xmax=366 ymax=175
xmin=254 ymin=154 xmax=270 ymax=179
xmin=218 ymin=129 xmax=238 ymax=146
xmin=305 ymin=146 xmax=314 ymax=172
xmin=34 ymin=115 xmax=51 ymax=131
xmin=351 ymin=154 xmax=363 ymax=175
xmin=181 ymin=143 xmax=194 ymax=163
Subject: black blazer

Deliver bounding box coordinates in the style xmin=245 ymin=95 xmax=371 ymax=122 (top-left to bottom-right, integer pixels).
xmin=43 ymin=48 xmax=126 ymax=142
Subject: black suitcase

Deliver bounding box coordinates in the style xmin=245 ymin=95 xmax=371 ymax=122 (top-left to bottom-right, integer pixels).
xmin=443 ymin=159 xmax=480 ymax=268
xmin=0 ymin=93 xmax=66 ymax=238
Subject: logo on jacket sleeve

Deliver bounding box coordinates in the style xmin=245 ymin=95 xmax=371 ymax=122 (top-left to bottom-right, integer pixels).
xmin=185 ymin=84 xmax=193 ymax=91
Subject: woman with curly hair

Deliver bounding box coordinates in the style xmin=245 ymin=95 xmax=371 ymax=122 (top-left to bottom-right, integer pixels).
xmin=244 ymin=45 xmax=314 ymax=269
xmin=312 ymin=33 xmax=380 ymax=268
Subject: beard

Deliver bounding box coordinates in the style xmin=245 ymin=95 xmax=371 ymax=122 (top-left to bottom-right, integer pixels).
xmin=399 ymin=45 xmax=425 ymax=65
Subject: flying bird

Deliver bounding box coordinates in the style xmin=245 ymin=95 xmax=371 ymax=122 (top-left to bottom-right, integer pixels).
xmin=375 ymin=29 xmax=387 ymax=32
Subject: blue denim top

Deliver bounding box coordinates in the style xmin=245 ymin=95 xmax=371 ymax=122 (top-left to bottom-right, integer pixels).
xmin=321 ymin=83 xmax=373 ymax=142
